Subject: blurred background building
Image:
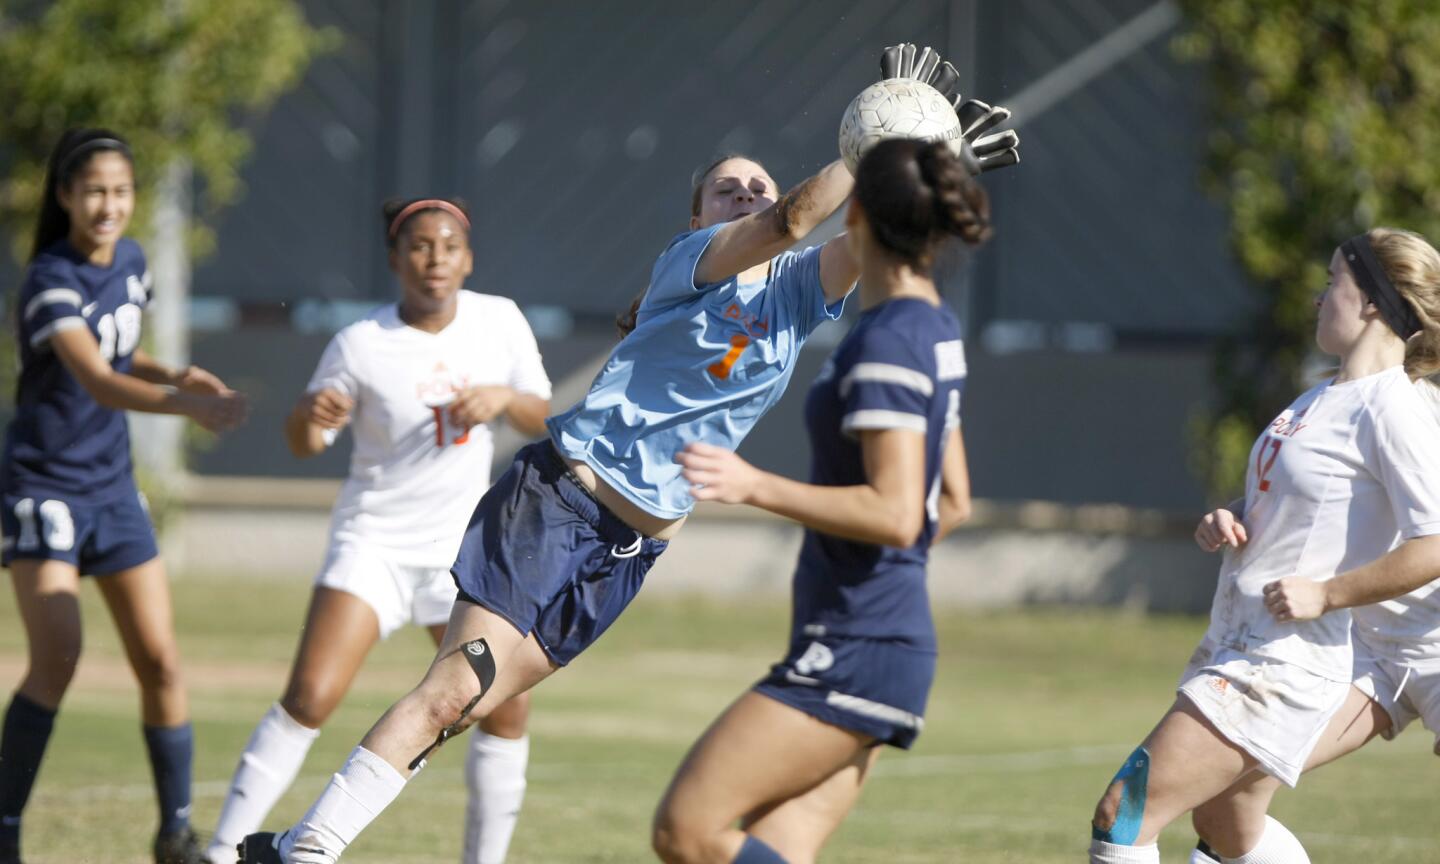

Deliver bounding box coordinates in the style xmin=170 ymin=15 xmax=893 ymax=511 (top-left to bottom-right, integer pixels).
xmin=0 ymin=0 xmax=1246 ymax=606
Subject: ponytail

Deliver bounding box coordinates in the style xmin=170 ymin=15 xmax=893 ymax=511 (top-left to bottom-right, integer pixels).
xmin=1360 ymin=228 xmax=1440 ymax=380
xmin=616 ymin=290 xmax=644 ymax=339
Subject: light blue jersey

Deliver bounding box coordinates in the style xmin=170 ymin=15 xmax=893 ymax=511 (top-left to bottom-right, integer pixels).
xmin=549 ymin=223 xmax=845 ymax=518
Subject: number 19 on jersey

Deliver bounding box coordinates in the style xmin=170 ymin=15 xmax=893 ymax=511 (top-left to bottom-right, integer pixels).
xmin=431 ymin=405 xmax=471 ymax=447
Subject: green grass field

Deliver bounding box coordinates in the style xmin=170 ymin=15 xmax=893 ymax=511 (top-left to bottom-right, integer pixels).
xmin=1 ymin=574 xmax=1436 ymax=863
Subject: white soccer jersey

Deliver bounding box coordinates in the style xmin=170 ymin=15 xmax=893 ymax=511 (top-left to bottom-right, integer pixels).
xmin=308 ymin=290 xmax=552 ymax=568
xmin=1206 ymin=366 xmax=1440 ymax=681
xmin=1351 ymin=378 xmax=1440 ymax=657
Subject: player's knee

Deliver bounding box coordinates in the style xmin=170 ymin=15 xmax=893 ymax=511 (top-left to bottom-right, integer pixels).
xmin=29 ymin=635 xmax=81 ymax=684
xmin=1190 ymin=804 xmax=1222 ymax=846
xmin=280 ymin=683 xmax=339 ymax=729
xmin=649 ymin=810 xmax=695 ymax=864
xmin=650 ymin=802 xmax=725 ymax=864
xmin=1091 ymin=746 xmax=1150 ymax=845
xmin=418 ymin=686 xmax=485 ymax=736
xmin=479 ymin=692 xmax=530 ymax=738
xmin=131 ymin=643 xmax=183 ymax=693
xmin=22 ymin=645 xmax=80 ymax=703
xmin=1091 ymin=783 xmax=1121 ymax=833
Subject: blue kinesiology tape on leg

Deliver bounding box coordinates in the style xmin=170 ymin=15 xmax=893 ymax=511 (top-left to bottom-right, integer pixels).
xmin=1092 ymin=746 xmax=1150 ymax=846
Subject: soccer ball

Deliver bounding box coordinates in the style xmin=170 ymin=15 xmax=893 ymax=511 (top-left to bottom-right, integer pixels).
xmin=837 ymin=78 xmax=962 ymax=174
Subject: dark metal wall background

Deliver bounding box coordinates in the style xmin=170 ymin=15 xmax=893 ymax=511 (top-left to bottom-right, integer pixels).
xmin=7 ymin=1 xmax=1251 ymax=511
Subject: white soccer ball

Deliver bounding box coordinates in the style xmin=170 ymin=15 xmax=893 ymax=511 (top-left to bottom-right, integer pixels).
xmin=837 ymin=78 xmax=962 ymax=174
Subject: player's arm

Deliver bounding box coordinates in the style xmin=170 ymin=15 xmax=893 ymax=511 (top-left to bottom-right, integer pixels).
xmin=933 ymin=425 xmax=971 ymax=543
xmin=678 ymin=428 xmax=928 ymax=547
xmin=818 ymin=232 xmax=860 ymax=305
xmin=50 ymin=328 xmax=244 ymax=432
xmin=130 ymin=347 xmax=233 ymax=395
xmin=1264 ymin=534 xmax=1440 ymax=621
xmin=129 ymin=348 xmax=182 ymax=385
xmin=503 ymin=392 xmax=549 ymax=437
xmin=285 ymin=388 xmax=352 ymax=458
xmin=694 ymin=160 xmax=854 ymax=285
xmin=447 ymin=386 xmax=547 ymax=437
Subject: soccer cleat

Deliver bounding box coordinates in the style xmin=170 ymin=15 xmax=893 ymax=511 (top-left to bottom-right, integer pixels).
xmin=0 ymin=836 xmax=21 ymax=864
xmin=235 ymin=832 xmax=284 ymax=864
xmin=154 ymin=825 xmax=206 ymax=864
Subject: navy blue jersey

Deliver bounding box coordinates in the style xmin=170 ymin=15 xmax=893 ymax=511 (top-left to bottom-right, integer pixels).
xmin=792 ymin=297 xmax=965 ymax=646
xmin=1 ymin=238 xmax=151 ymax=500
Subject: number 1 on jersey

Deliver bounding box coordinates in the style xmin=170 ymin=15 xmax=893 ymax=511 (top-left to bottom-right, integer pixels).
xmin=431 ymin=405 xmax=470 ymax=447
xmin=1256 ymin=438 xmax=1282 ymax=492
xmin=708 ymin=334 xmax=750 ymax=380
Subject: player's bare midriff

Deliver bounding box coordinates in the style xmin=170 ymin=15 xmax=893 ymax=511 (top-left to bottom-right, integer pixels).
xmin=556 ymin=446 xmax=687 ymax=541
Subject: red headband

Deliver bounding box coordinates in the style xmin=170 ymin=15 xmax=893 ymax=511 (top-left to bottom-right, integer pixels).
xmin=387 ymin=199 xmax=471 ymax=239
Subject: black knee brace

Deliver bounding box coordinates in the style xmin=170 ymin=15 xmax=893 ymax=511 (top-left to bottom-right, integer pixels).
xmin=408 ymin=638 xmax=497 ymax=770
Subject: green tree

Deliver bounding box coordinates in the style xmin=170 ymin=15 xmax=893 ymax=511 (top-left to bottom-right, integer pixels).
xmin=0 ymin=0 xmax=334 ymax=260
xmin=0 ymin=0 xmax=334 ymax=525
xmin=1176 ymin=0 xmax=1440 ymax=499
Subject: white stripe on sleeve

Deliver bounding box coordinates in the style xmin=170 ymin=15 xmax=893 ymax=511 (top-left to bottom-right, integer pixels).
xmin=24 ymin=288 xmax=84 ymax=322
xmin=838 ymin=362 xmax=934 ymax=398
xmin=29 ymin=316 xmax=87 ymax=347
xmin=841 ymin=409 xmax=928 ymax=435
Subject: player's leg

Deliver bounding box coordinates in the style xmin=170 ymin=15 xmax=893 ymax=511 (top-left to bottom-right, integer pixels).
xmin=1089 ymin=698 xmax=1258 ymax=863
xmin=652 ymin=691 xmax=875 ymax=864
xmin=1190 ymin=684 xmax=1388 ymax=862
xmin=431 ymin=610 xmax=532 ymax=864
xmin=412 ymin=568 xmax=533 ymax=864
xmin=261 ymin=600 xmax=554 ymax=864
xmin=738 ymin=745 xmax=881 ymax=864
xmin=97 ymin=556 xmax=204 ymax=862
xmin=0 ymin=559 xmax=82 ymax=863
xmin=207 ymin=587 xmax=382 ymax=862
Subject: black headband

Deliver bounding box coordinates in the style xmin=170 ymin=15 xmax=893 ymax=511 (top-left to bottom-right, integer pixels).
xmin=57 ymin=137 xmax=132 ymax=179
xmin=1341 ymin=234 xmax=1422 ymax=340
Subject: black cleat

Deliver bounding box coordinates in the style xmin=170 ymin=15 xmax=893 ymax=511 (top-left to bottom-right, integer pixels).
xmin=0 ymin=836 xmax=22 ymax=864
xmin=154 ymin=825 xmax=206 ymax=864
xmin=235 ymin=832 xmax=284 ymax=864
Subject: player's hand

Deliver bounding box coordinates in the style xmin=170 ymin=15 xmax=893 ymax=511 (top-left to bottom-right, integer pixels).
xmin=449 ymin=385 xmax=513 ymax=428
xmin=185 ymin=390 xmax=248 ymax=434
xmin=957 ymin=99 xmax=1020 ymax=173
xmin=1263 ymin=577 xmax=1330 ymax=622
xmin=676 ymin=442 xmax=762 ymax=505
xmin=174 ymin=364 xmax=229 ymax=396
xmin=1195 ymin=508 xmax=1248 ymax=552
xmin=879 ymin=42 xmax=1021 ymax=175
xmin=298 ymin=388 xmax=353 ymax=429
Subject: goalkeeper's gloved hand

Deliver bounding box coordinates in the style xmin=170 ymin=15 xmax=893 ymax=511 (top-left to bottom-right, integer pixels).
xmin=879 ymin=42 xmax=1021 ymax=175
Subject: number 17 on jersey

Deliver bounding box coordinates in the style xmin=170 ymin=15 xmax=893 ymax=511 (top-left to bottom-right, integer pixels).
xmin=430 ymin=405 xmax=471 ymax=447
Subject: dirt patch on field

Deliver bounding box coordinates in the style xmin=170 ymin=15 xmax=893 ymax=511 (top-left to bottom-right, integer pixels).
xmin=0 ymin=654 xmax=293 ymax=694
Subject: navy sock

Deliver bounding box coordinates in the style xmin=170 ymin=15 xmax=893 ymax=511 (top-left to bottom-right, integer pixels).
xmin=733 ymin=835 xmax=789 ymax=864
xmin=0 ymin=693 xmax=58 ymax=850
xmin=143 ymin=723 xmax=193 ymax=835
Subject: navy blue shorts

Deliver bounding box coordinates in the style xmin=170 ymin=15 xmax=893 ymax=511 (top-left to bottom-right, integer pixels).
xmin=754 ymin=634 xmax=937 ymax=749
xmin=452 ymin=441 xmax=668 ymax=666
xmin=1 ymin=486 xmax=158 ymax=576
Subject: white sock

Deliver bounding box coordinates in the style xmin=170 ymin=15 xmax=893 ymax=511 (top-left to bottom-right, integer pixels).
xmin=462 ymin=731 xmax=530 ymax=864
xmin=1220 ymin=816 xmax=1311 ymax=864
xmin=1089 ymin=839 xmax=1160 ymax=863
xmin=1191 ymin=842 xmax=1223 ymax=864
xmin=279 ymin=746 xmax=409 ymax=864
xmin=206 ymin=704 xmax=320 ymax=864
